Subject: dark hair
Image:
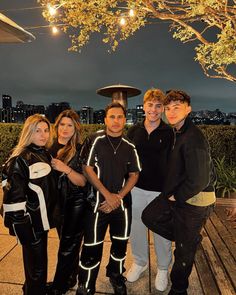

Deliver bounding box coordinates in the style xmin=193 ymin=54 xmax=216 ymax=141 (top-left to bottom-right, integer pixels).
xmin=105 ymin=102 xmax=126 ymax=117
xmin=164 ymin=90 xmax=191 ymax=106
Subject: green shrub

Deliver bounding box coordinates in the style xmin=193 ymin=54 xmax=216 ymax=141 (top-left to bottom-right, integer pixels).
xmin=0 ymin=123 xmax=22 ymax=167
xmin=1 ymin=123 xmax=235 ymax=197
xmin=200 ymin=125 xmax=236 ymax=167
xmin=214 ymin=157 xmax=236 ymax=198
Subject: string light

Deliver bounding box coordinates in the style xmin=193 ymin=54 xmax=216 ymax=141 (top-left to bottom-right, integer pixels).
xmin=129 ymin=9 xmax=135 ymax=17
xmin=48 ymin=5 xmax=57 ymax=16
xmin=1 ymin=3 xmax=171 ymax=37
xmin=52 ymin=26 xmax=59 ymax=34
xmin=119 ymin=17 xmax=126 ymax=26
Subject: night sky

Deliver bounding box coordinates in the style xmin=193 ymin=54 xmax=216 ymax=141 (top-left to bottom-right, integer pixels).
xmin=0 ymin=0 xmax=235 ymax=112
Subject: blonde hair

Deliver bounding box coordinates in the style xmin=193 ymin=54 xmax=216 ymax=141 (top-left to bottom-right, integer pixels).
xmin=53 ymin=109 xmax=81 ymax=164
xmin=143 ymin=88 xmax=165 ymax=104
xmin=10 ymin=114 xmax=51 ymax=159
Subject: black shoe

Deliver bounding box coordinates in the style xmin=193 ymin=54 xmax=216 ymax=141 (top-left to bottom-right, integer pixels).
xmin=109 ymin=274 xmax=127 ymax=295
xmin=76 ymin=284 xmax=95 ymax=295
xmin=45 ymin=283 xmax=65 ymax=295
xmin=168 ymin=289 xmax=188 ymax=295
xmin=46 ymin=289 xmax=64 ymax=295
xmin=45 ymin=282 xmax=53 ymax=294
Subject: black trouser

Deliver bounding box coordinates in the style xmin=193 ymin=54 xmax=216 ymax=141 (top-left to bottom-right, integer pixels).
xmin=155 ymin=201 xmax=214 ymax=293
xmin=22 ymin=231 xmax=48 ymax=295
xmin=78 ymin=204 xmax=131 ymax=293
xmin=53 ymin=197 xmax=86 ymax=292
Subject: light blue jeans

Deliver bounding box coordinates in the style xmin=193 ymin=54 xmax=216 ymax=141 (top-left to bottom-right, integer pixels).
xmin=130 ymin=186 xmax=172 ymax=270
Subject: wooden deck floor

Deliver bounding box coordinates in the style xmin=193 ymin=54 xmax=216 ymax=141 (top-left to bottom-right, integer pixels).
xmin=0 ymin=193 xmax=235 ymax=294
xmin=193 ymin=198 xmax=236 ymax=295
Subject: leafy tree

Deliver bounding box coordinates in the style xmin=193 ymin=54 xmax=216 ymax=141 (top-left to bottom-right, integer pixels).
xmin=39 ymin=0 xmax=236 ymax=82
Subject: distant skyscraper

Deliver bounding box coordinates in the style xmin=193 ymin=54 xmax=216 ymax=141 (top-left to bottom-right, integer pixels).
xmin=80 ymin=106 xmax=94 ymax=124
xmin=126 ymin=108 xmax=137 ymax=125
xmin=0 ymin=108 xmax=13 ymax=123
xmin=2 ymin=94 xmax=12 ymax=109
xmin=93 ymin=109 xmax=105 ymax=124
xmin=46 ymin=102 xmax=70 ymax=122
xmin=13 ymin=102 xmax=46 ymax=123
xmin=136 ymin=104 xmax=144 ymax=123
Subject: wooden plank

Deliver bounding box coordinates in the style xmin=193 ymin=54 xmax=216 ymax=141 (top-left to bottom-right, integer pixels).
xmin=216 ymin=198 xmax=236 ymax=207
xmin=205 ymin=218 xmax=236 ymax=289
xmin=194 ymin=242 xmax=219 ymax=295
xmin=201 ymin=226 xmax=235 ymax=294
xmin=209 ymin=212 xmax=236 ymax=260
xmin=214 ymin=206 xmax=236 ymax=240
xmin=188 ymin=264 xmax=204 ymax=295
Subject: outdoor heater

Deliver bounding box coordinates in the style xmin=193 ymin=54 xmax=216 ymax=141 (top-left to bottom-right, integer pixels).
xmin=96 ymin=84 xmax=141 ymax=109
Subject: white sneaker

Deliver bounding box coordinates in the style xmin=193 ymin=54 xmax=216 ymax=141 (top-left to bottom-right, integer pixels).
xmin=126 ymin=263 xmax=148 ymax=282
xmin=155 ymin=269 xmax=168 ymax=291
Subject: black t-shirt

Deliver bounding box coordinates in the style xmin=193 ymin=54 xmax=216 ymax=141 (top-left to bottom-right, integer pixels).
xmin=81 ymin=130 xmax=141 ymax=205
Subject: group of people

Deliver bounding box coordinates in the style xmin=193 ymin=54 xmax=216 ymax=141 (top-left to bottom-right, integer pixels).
xmin=1 ymin=88 xmax=218 ymax=295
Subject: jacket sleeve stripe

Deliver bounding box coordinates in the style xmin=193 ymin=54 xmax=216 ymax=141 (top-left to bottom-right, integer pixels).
xmin=28 ymin=182 xmax=50 ymax=231
xmin=3 ymin=201 xmax=26 ymax=212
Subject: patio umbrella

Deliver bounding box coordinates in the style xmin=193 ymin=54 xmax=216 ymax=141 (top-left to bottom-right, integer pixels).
xmin=0 ymin=12 xmax=35 ymax=43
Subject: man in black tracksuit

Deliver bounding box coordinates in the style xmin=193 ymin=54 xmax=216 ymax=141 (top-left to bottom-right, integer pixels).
xmin=76 ymin=102 xmax=141 ymax=295
xmin=147 ymin=90 xmax=216 ymax=295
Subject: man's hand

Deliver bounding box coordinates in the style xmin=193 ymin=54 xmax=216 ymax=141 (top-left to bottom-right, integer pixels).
xmin=98 ymin=201 xmax=112 ymax=213
xmin=168 ymin=195 xmax=176 ymax=201
xmin=104 ymin=193 xmax=121 ymax=210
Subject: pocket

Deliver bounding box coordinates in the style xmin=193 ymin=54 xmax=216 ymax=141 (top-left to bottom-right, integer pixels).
xmin=26 ymin=202 xmax=42 ymax=229
xmin=12 ymin=213 xmax=36 ymax=245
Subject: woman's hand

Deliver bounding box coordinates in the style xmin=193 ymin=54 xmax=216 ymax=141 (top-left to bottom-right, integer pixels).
xmin=51 ymin=158 xmax=71 ymax=174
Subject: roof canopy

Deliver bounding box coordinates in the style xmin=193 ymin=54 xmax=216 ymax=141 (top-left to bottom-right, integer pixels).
xmin=0 ymin=13 xmax=35 ymax=43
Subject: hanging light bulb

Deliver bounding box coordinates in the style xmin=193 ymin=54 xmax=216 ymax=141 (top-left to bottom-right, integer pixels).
xmin=119 ymin=17 xmax=126 ymax=26
xmin=129 ymin=9 xmax=135 ymax=17
xmin=48 ymin=5 xmax=57 ymax=16
xmin=52 ymin=26 xmax=59 ymax=34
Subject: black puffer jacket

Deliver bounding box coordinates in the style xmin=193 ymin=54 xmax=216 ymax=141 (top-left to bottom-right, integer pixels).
xmin=2 ymin=144 xmax=60 ymax=244
xmin=163 ymin=117 xmax=216 ymax=204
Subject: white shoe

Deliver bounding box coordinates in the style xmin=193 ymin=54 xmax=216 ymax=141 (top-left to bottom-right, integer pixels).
xmin=155 ymin=269 xmax=168 ymax=291
xmin=126 ymin=263 xmax=148 ymax=282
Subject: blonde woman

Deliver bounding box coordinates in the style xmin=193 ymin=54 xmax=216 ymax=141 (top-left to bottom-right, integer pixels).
xmin=48 ymin=109 xmax=87 ymax=295
xmin=2 ymin=114 xmax=60 ymax=295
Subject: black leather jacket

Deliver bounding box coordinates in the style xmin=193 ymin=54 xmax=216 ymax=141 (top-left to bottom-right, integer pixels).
xmin=2 ymin=144 xmax=60 ymax=244
xmin=49 ymin=142 xmax=87 ymax=212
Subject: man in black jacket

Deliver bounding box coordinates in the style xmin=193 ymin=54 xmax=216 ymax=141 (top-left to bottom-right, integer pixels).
xmin=151 ymin=90 xmax=216 ymax=295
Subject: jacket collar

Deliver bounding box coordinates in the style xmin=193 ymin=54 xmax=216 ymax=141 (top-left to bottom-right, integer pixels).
xmin=174 ymin=116 xmax=192 ymax=134
xmin=28 ymin=143 xmax=46 ymax=152
xmin=140 ymin=118 xmax=170 ymax=130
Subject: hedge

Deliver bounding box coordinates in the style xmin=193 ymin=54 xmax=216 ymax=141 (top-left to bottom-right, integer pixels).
xmin=0 ymin=123 xmax=235 ymax=169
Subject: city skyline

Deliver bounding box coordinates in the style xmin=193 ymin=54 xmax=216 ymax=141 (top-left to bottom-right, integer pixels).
xmin=1 ymin=93 xmax=236 ymax=114
xmin=0 ymin=0 xmax=236 ymax=113
xmin=1 ymin=94 xmax=235 ymax=126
